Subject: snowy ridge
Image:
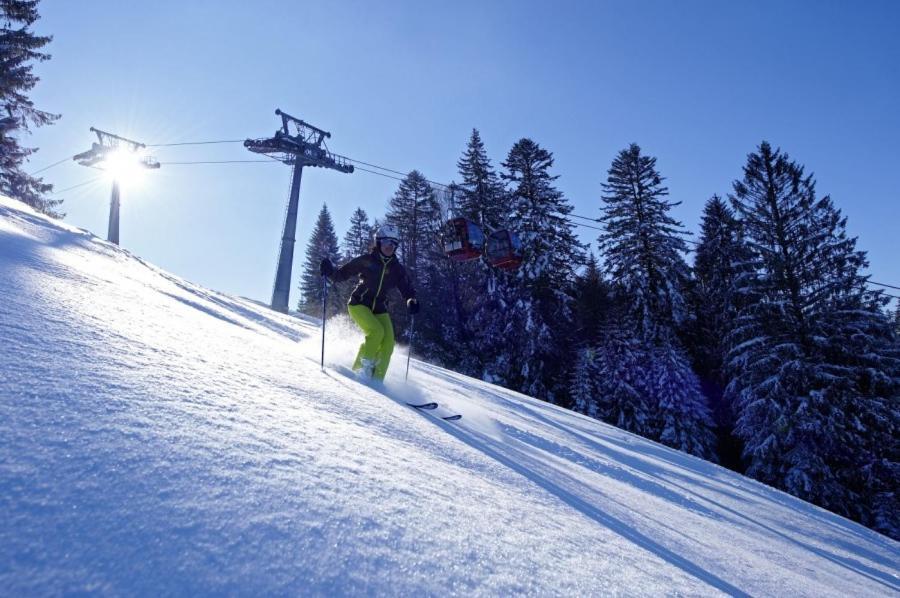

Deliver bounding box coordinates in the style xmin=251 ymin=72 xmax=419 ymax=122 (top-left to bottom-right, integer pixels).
xmin=1 ymin=195 xmax=897 ymax=596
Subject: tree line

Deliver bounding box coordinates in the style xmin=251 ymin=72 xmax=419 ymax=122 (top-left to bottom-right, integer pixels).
xmin=299 ymin=131 xmax=899 ymax=540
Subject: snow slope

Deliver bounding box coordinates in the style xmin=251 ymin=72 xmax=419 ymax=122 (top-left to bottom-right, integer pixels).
xmin=1 ymin=195 xmax=898 ymax=596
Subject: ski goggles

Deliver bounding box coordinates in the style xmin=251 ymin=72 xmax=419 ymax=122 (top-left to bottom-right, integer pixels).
xmin=379 ymin=238 xmax=400 ymax=248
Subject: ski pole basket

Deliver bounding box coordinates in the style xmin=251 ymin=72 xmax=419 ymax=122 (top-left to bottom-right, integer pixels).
xmin=442 ymin=217 xmax=485 ymax=262
xmin=486 ymin=229 xmax=523 ymax=270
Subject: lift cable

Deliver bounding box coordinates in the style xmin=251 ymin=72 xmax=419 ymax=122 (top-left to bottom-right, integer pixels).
xmin=159 ymin=159 xmax=281 ymax=165
xmin=29 ymin=155 xmax=76 ymax=176
xmin=49 ymin=177 xmax=103 ymax=194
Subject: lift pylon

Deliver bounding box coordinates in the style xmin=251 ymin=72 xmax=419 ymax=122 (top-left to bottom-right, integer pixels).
xmin=73 ymin=128 xmax=159 ymax=245
xmin=245 ymin=109 xmax=354 ymax=313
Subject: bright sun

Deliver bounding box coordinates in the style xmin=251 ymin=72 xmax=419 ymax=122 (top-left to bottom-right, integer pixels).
xmin=103 ymin=149 xmax=146 ymax=187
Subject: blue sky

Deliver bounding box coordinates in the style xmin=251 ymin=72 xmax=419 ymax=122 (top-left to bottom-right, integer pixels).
xmin=26 ymin=0 xmax=900 ymax=305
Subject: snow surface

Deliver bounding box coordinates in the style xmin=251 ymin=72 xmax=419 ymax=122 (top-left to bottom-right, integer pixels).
xmin=1 ymin=195 xmax=898 ymax=596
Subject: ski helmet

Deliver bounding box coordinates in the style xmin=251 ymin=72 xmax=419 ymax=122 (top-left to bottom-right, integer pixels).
xmin=374 ymin=224 xmax=400 ymax=244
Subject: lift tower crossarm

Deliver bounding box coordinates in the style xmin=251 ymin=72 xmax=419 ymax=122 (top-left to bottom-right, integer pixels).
xmin=244 ymin=109 xmax=354 ymax=172
xmin=73 ymin=128 xmax=160 ymax=170
xmin=73 ymin=127 xmax=160 ymax=246
xmin=245 ymin=109 xmax=354 ymax=313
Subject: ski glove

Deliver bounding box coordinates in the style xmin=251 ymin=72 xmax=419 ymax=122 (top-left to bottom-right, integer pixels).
xmin=320 ymin=258 xmax=334 ymax=277
xmin=407 ymin=298 xmax=420 ymax=315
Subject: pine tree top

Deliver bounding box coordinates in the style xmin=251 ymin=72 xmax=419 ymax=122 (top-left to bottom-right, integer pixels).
xmin=455 ymin=128 xmax=506 ymax=229
xmin=1 ymin=0 xmax=61 ymax=216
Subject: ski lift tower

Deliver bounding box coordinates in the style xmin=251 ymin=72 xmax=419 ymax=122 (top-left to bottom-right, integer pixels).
xmin=73 ymin=128 xmax=160 ymax=245
xmin=245 ymin=109 xmax=354 ymax=313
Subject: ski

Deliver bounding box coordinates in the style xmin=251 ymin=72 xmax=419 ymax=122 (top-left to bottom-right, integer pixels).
xmin=407 ymin=402 xmax=462 ymax=421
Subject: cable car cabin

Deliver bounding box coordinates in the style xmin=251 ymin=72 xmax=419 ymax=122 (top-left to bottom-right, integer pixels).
xmin=486 ymin=229 xmax=523 ymax=270
xmin=442 ymin=217 xmax=484 ymax=262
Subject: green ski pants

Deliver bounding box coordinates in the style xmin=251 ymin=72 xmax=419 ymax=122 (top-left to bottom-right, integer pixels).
xmin=348 ymin=304 xmax=395 ymax=380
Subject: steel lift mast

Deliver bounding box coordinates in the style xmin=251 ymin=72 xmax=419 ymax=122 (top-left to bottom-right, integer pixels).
xmin=245 ymin=109 xmax=354 ymax=313
xmin=73 ymin=128 xmax=160 ymax=245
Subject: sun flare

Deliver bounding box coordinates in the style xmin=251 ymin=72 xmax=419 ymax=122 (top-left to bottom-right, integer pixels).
xmin=102 ymin=148 xmax=147 ymax=187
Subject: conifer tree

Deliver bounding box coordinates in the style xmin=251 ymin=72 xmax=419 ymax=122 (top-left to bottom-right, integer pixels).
xmin=587 ymin=320 xmax=654 ymax=432
xmin=341 ymin=207 xmax=372 ymax=261
xmin=650 ymin=339 xmax=719 ymax=461
xmin=570 ymin=346 xmax=599 ymax=419
xmin=593 ymin=144 xmax=716 ymax=457
xmin=298 ymin=204 xmax=342 ymax=317
xmin=453 ymin=132 xmax=510 ymax=378
xmin=382 ymin=171 xmax=443 ymax=347
xmin=727 ymin=142 xmax=900 ymax=538
xmin=571 ymin=252 xmax=611 ymax=347
xmin=598 ymin=144 xmax=692 ymax=340
xmin=456 ymin=129 xmax=506 ymax=230
xmin=0 ymin=0 xmax=61 ymax=216
xmin=412 ymin=185 xmax=482 ymax=374
xmin=385 ymin=171 xmax=440 ymax=281
xmin=893 ymin=302 xmax=900 ymax=337
xmin=484 ymin=138 xmax=584 ymax=402
xmin=690 ymin=195 xmax=751 ymax=467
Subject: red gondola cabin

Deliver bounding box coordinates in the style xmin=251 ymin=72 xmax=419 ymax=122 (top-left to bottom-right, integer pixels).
xmin=486 ymin=229 xmax=523 ymax=270
xmin=442 ymin=217 xmax=484 ymax=262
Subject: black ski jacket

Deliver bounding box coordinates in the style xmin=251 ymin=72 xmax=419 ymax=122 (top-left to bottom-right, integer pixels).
xmin=331 ymin=250 xmax=416 ymax=315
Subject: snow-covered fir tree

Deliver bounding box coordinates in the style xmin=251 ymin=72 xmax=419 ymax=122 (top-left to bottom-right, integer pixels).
xmin=598 ymin=143 xmax=691 ymax=340
xmin=650 ymin=337 xmax=718 ymax=462
xmin=594 ymin=144 xmax=716 ymax=458
xmin=385 ymin=171 xmax=441 ymax=281
xmin=452 ymin=132 xmax=514 ymax=378
xmin=893 ymin=301 xmax=900 ymax=337
xmin=0 ymin=0 xmax=61 ymax=216
xmin=576 ymin=311 xmax=717 ymax=460
xmin=570 ymin=346 xmax=600 ymax=419
xmin=381 ymin=171 xmax=443 ymax=345
xmin=564 ymin=253 xmax=616 ymax=410
xmin=456 ymin=129 xmax=507 ymax=230
xmin=571 ymin=252 xmax=611 ymax=348
xmin=298 ymin=204 xmax=343 ymax=317
xmin=689 ymin=195 xmax=752 ymax=468
xmin=484 ymin=138 xmax=585 ymax=402
xmin=584 ymin=319 xmax=654 ymax=432
xmin=727 ymin=141 xmax=900 ymax=539
xmin=341 ymin=207 xmax=372 ymax=261
xmin=411 ymin=184 xmax=484 ymax=374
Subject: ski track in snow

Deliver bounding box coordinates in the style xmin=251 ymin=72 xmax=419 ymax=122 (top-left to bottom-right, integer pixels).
xmin=1 ymin=196 xmax=898 ymax=596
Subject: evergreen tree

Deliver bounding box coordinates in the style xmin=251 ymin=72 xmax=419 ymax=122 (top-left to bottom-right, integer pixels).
xmin=382 ymin=171 xmax=442 ymax=346
xmin=298 ymin=204 xmax=342 ymax=317
xmin=571 ymin=252 xmax=611 ymax=347
xmin=453 ymin=132 xmax=511 ymax=378
xmin=650 ymin=339 xmax=718 ymax=461
xmin=727 ymin=141 xmax=900 ymax=538
xmin=412 ymin=184 xmax=483 ymax=374
xmin=570 ymin=346 xmax=600 ymax=419
xmin=385 ymin=171 xmax=440 ymax=281
xmin=587 ymin=319 xmax=655 ymax=432
xmin=456 ymin=129 xmax=506 ymax=230
xmin=893 ymin=302 xmax=900 ymax=337
xmin=341 ymin=207 xmax=372 ymax=260
xmin=690 ymin=195 xmax=752 ymax=468
xmin=0 ymin=0 xmax=61 ymax=216
xmin=598 ymin=144 xmax=691 ymax=340
xmin=485 ymin=138 xmax=585 ymax=402
xmin=593 ymin=144 xmax=717 ymax=458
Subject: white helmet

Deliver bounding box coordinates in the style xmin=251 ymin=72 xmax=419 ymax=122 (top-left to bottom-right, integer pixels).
xmin=374 ymin=224 xmax=400 ymax=243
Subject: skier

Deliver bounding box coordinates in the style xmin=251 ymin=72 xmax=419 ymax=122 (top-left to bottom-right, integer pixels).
xmin=320 ymin=224 xmax=419 ymax=381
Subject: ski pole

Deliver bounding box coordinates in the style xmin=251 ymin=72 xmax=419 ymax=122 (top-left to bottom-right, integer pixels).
xmin=320 ymin=275 xmax=328 ymax=370
xmin=405 ymin=314 xmax=416 ymax=381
